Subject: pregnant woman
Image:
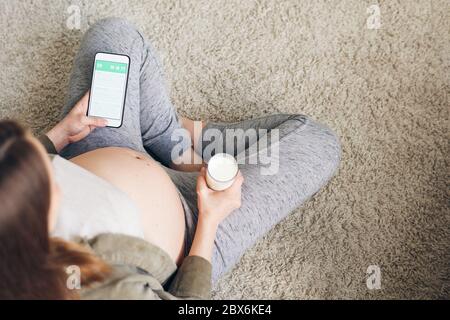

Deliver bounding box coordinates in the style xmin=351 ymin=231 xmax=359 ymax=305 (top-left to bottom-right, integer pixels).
xmin=0 ymin=18 xmax=340 ymax=299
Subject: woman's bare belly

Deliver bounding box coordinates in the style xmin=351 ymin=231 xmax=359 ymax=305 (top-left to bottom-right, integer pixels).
xmin=70 ymin=147 xmax=186 ymax=264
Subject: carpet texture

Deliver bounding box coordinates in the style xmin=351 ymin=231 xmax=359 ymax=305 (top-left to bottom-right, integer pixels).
xmin=0 ymin=0 xmax=448 ymax=299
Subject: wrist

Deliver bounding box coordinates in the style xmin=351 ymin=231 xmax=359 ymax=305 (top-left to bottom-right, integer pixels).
xmin=189 ymin=214 xmax=218 ymax=262
xmin=197 ymin=214 xmax=219 ymax=232
xmin=46 ymin=123 xmax=69 ymax=152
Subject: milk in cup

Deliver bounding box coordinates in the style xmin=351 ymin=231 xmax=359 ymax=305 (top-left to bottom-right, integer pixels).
xmin=206 ymin=153 xmax=238 ymax=191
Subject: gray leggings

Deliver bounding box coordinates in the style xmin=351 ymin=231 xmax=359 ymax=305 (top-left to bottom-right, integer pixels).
xmin=60 ymin=18 xmax=341 ymax=284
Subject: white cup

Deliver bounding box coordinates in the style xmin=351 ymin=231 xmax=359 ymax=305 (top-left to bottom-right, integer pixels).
xmin=206 ymin=153 xmax=239 ymax=191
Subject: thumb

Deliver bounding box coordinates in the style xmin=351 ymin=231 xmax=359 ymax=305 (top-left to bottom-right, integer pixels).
xmin=196 ymin=170 xmax=210 ymax=194
xmin=82 ymin=116 xmax=108 ymax=127
xmin=227 ymin=171 xmax=244 ymax=192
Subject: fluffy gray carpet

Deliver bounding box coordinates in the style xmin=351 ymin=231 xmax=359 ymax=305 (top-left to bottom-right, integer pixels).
xmin=0 ymin=0 xmax=448 ymax=299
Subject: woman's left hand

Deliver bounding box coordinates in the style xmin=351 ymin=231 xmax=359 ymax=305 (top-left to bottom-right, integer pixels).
xmin=46 ymin=92 xmax=108 ymax=152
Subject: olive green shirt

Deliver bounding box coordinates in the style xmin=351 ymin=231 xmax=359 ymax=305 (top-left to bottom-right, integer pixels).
xmin=39 ymin=135 xmax=212 ymax=300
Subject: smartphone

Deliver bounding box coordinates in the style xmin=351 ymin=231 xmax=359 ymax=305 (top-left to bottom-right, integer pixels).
xmin=87 ymin=52 xmax=130 ymax=128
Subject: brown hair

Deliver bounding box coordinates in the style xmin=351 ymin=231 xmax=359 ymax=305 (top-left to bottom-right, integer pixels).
xmin=0 ymin=120 xmax=110 ymax=299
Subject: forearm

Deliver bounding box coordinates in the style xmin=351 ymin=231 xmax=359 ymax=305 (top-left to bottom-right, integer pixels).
xmin=167 ymin=166 xmax=242 ymax=299
xmin=37 ymin=134 xmax=58 ymax=154
xmin=168 ymin=215 xmax=215 ymax=299
xmin=188 ymin=217 xmax=218 ymax=262
xmin=46 ymin=123 xmax=69 ymax=153
xmin=171 ymin=117 xmax=205 ymax=172
xmin=171 ymin=147 xmax=204 ymax=172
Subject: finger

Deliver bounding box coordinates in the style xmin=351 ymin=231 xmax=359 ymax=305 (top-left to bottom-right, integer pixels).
xmin=196 ymin=171 xmax=210 ymax=194
xmin=68 ymin=127 xmax=90 ymax=143
xmin=234 ymin=171 xmax=244 ymax=185
xmin=82 ymin=116 xmax=108 ymax=127
xmin=235 ymin=170 xmax=244 ymax=183
xmin=74 ymin=91 xmax=90 ymax=113
xmin=226 ymin=173 xmax=243 ymax=194
xmin=81 ymin=90 xmax=90 ymax=104
xmin=200 ymin=166 xmax=207 ymax=177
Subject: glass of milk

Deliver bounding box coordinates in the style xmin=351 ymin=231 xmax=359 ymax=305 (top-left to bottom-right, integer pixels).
xmin=206 ymin=153 xmax=239 ymax=191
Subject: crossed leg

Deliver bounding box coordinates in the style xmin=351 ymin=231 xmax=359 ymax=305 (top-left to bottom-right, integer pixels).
xmin=59 ymin=18 xmax=341 ymax=285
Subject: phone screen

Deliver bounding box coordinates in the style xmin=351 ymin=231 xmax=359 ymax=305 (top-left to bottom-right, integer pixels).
xmin=88 ymin=53 xmax=130 ymax=127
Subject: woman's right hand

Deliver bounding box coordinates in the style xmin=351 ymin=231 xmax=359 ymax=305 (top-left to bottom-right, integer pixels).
xmin=46 ymin=92 xmax=108 ymax=152
xmin=196 ymin=167 xmax=244 ymax=227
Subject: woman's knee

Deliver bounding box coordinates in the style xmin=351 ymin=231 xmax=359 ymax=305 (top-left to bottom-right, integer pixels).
xmin=83 ymin=17 xmax=145 ymax=54
xmin=308 ymin=118 xmax=341 ymax=175
xmin=289 ymin=115 xmax=341 ymax=180
xmin=323 ymin=125 xmax=341 ymax=176
xmin=90 ymin=17 xmax=138 ymax=36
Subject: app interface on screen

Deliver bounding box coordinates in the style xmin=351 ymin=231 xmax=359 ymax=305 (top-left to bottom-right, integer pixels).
xmin=90 ymin=59 xmax=128 ymax=120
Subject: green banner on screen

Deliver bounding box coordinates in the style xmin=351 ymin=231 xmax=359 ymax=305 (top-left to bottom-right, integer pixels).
xmin=95 ymin=60 xmax=128 ymax=74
